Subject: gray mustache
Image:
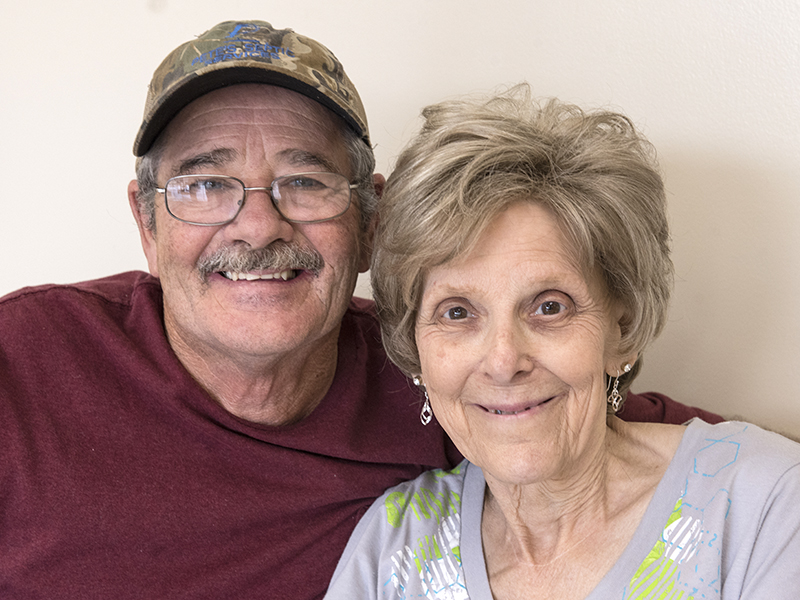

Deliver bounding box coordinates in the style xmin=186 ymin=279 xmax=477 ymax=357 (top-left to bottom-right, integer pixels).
xmin=197 ymin=243 xmax=324 ymax=278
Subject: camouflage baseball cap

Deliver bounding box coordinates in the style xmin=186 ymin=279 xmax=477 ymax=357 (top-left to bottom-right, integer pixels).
xmin=133 ymin=20 xmax=369 ymax=156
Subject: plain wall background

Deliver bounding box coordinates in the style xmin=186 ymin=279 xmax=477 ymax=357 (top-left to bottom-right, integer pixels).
xmin=3 ymin=0 xmax=799 ymax=436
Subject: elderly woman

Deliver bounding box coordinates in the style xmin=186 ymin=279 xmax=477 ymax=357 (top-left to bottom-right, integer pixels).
xmin=324 ymin=86 xmax=800 ymax=599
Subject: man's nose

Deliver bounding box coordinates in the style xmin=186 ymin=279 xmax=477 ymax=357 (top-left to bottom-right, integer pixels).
xmin=224 ymin=186 xmax=295 ymax=247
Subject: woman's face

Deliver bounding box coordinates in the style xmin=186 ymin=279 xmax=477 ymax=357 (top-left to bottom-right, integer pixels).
xmin=415 ymin=201 xmax=625 ymax=486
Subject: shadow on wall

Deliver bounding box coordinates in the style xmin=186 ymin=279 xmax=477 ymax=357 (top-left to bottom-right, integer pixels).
xmin=636 ymin=149 xmax=800 ymax=439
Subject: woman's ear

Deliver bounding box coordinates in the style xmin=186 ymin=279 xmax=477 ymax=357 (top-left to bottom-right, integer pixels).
xmin=604 ymin=300 xmax=632 ymax=371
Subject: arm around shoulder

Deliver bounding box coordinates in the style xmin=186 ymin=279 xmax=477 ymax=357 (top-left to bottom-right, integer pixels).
xmin=621 ymin=391 xmax=724 ymax=425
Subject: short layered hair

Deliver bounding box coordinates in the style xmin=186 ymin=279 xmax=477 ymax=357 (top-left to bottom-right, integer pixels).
xmin=371 ymin=85 xmax=673 ymax=399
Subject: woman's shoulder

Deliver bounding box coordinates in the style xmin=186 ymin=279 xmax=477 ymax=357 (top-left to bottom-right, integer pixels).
xmin=614 ymin=420 xmax=800 ymax=599
xmin=374 ymin=460 xmax=471 ymax=529
xmin=337 ymin=460 xmax=472 ymax=554
xmin=678 ymin=419 xmax=800 ymax=488
xmin=325 ymin=461 xmax=473 ymax=599
xmin=619 ymin=418 xmax=800 ymax=479
xmin=610 ymin=418 xmax=800 ymax=510
xmin=684 ymin=419 xmax=800 ymax=467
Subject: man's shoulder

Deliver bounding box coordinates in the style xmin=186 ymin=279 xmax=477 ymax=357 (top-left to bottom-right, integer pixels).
xmin=346 ymin=296 xmax=377 ymax=319
xmin=0 ymin=271 xmax=170 ymax=397
xmin=0 ymin=271 xmax=163 ymax=337
xmin=0 ymin=271 xmax=160 ymax=309
xmin=341 ymin=296 xmax=382 ymax=343
xmin=623 ymin=391 xmax=724 ymax=425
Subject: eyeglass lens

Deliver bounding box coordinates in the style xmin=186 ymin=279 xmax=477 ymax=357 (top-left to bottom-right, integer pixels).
xmin=164 ymin=172 xmax=352 ymax=224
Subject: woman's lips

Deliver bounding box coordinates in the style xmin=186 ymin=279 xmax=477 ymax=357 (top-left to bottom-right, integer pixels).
xmin=478 ymin=396 xmax=556 ymax=415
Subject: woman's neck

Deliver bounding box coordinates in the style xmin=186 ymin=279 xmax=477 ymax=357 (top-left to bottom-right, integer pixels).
xmin=479 ymin=419 xmax=685 ymax=598
xmin=481 ymin=428 xmax=613 ymax=565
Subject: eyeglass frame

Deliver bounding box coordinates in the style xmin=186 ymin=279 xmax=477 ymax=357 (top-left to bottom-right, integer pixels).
xmin=155 ymin=172 xmax=359 ymax=226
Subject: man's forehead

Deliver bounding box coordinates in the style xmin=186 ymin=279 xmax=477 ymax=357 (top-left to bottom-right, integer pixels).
xmin=158 ymin=84 xmax=351 ymax=175
xmin=169 ymin=84 xmax=348 ymax=134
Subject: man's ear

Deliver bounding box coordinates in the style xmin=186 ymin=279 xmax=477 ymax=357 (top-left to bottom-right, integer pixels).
xmin=372 ymin=172 xmax=385 ymax=199
xmin=127 ymin=179 xmax=160 ymax=278
xmin=357 ymin=173 xmax=385 ymax=273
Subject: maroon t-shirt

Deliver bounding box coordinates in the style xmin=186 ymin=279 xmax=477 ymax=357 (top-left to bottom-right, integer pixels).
xmin=0 ymin=272 xmax=721 ymax=599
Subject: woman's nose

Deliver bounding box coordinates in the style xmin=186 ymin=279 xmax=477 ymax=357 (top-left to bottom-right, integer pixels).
xmin=481 ymin=320 xmax=535 ymax=383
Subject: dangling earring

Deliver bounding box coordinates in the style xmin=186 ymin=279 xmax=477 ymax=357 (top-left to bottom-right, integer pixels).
xmin=413 ymin=375 xmax=433 ymax=426
xmin=607 ymin=363 xmax=632 ymax=414
xmin=607 ymin=373 xmax=622 ymax=413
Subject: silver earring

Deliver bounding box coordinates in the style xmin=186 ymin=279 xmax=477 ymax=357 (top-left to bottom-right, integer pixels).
xmin=420 ymin=389 xmax=433 ymax=425
xmin=413 ymin=375 xmax=432 ymax=426
xmin=607 ymin=370 xmax=623 ymax=413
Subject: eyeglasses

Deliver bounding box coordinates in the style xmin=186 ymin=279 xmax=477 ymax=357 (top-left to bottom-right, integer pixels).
xmin=156 ymin=172 xmax=358 ymax=226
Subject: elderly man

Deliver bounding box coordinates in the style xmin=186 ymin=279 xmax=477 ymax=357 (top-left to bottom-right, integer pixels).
xmin=0 ymin=20 xmax=720 ymax=599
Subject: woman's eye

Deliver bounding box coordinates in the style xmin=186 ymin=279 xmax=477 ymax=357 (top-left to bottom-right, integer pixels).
xmin=444 ymin=306 xmax=470 ymax=320
xmin=535 ymin=300 xmax=567 ymax=316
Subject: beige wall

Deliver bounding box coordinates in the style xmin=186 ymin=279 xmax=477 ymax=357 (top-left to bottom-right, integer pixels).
xmin=3 ymin=0 xmax=799 ymax=436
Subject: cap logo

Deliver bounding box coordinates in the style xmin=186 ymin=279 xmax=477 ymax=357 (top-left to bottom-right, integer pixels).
xmin=191 ymin=22 xmax=296 ymax=68
xmin=226 ymin=23 xmax=260 ymax=39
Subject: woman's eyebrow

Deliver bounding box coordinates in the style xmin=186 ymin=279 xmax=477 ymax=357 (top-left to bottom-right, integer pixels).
xmin=171 ymin=148 xmax=239 ymax=177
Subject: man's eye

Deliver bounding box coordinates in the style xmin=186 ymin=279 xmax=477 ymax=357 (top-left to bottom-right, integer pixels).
xmin=195 ymin=179 xmax=232 ymax=192
xmin=445 ymin=306 xmax=470 ymax=320
xmin=179 ymin=179 xmax=225 ymax=195
xmin=535 ymin=300 xmax=567 ymax=316
xmin=285 ymin=176 xmax=324 ymax=190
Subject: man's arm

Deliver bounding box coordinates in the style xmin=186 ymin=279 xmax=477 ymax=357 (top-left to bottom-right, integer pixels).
xmin=621 ymin=391 xmax=724 ymax=425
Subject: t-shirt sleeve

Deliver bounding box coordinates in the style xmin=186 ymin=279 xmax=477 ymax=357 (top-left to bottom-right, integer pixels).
xmin=324 ymin=466 xmax=468 ymax=600
xmin=621 ymin=391 xmax=724 ymax=425
xmin=738 ymin=463 xmax=800 ymax=598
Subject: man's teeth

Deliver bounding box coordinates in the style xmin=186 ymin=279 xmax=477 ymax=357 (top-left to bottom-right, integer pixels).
xmin=223 ymin=270 xmax=296 ymax=281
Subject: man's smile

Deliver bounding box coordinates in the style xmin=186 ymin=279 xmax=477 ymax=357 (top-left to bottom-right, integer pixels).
xmin=220 ymin=269 xmax=300 ymax=281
